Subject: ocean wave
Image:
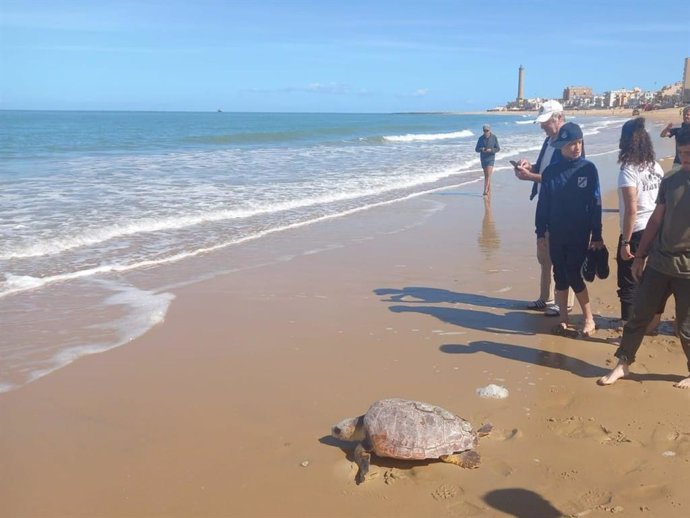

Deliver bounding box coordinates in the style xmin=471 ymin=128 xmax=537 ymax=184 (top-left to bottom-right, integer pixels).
xmin=383 ymin=130 xmax=474 ymax=142
xmin=0 ymin=177 xmax=482 ymax=299
xmin=2 ymin=161 xmax=482 ymax=261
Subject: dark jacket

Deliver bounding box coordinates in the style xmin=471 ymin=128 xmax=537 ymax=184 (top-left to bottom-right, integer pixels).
xmin=475 ymin=133 xmax=500 ymax=160
xmin=535 ymin=156 xmax=602 ymax=243
xmin=530 ymin=137 xmax=586 ymax=200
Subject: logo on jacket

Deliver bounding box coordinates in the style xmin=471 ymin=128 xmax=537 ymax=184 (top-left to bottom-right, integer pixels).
xmin=577 ymin=176 xmax=588 ymax=188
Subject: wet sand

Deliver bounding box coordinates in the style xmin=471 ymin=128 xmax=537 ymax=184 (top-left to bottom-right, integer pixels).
xmin=1 ymin=145 xmax=688 ymax=517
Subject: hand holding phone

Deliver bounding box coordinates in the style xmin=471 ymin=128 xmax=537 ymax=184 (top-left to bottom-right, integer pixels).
xmin=510 ymin=160 xmax=519 ymax=168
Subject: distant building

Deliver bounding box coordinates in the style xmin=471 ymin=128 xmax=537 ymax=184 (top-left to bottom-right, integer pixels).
xmin=682 ymin=58 xmax=690 ymax=103
xmin=604 ymin=89 xmax=635 ymax=108
xmin=563 ymin=86 xmax=593 ymax=102
xmin=492 ymin=57 xmax=689 ymax=112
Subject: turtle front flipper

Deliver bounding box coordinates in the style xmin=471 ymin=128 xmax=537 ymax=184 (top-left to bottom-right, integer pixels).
xmin=354 ymin=442 xmax=371 ymax=484
xmin=440 ymin=450 xmax=480 ymax=469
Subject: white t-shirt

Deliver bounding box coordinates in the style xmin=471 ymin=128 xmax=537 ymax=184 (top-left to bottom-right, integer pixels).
xmin=538 ymin=141 xmax=557 ymax=174
xmin=617 ymin=161 xmax=664 ymax=233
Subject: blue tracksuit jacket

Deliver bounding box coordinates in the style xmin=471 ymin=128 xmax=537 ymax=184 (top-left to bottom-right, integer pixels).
xmin=535 ymin=156 xmax=602 ymax=244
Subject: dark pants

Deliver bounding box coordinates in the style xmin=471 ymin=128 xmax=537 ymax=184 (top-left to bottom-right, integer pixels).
xmin=617 ymin=232 xmax=671 ymax=320
xmin=549 ymin=239 xmax=588 ymax=294
xmin=615 ymin=267 xmax=690 ymax=372
xmin=616 ymin=231 xmax=643 ymax=320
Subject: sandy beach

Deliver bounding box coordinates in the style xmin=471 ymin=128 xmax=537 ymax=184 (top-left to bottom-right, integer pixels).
xmin=1 ymin=118 xmax=689 ymax=517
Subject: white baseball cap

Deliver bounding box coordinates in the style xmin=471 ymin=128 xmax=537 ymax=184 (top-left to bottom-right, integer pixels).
xmin=534 ymin=100 xmax=564 ymax=123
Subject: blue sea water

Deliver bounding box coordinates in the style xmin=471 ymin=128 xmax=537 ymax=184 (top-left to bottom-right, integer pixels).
xmin=0 ymin=110 xmax=627 ymax=392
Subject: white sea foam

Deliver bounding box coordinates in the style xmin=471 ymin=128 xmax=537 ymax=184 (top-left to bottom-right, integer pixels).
xmin=383 ymin=130 xmax=474 ymax=142
xmin=1 ymin=160 xmax=478 ymax=261
xmin=23 ymin=283 xmax=174 ymax=389
xmin=476 ymin=384 xmax=509 ymax=399
xmin=0 ymin=177 xmax=481 ymax=299
xmin=0 ymin=382 xmax=16 ymax=394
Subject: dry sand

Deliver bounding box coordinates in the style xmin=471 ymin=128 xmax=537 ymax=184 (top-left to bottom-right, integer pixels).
xmin=1 ymin=141 xmax=688 ymax=517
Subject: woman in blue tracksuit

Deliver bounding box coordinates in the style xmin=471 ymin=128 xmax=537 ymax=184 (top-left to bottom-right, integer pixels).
xmin=535 ymin=122 xmax=604 ymax=337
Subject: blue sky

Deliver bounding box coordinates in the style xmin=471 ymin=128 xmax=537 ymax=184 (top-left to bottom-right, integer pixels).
xmin=1 ymin=0 xmax=688 ymax=112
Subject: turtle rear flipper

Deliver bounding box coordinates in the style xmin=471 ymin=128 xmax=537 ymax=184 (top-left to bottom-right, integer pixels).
xmin=440 ymin=450 xmax=480 ymax=469
xmin=354 ymin=442 xmax=371 ymax=484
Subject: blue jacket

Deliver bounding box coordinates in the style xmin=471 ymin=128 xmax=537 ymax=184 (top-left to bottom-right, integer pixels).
xmin=535 ymin=156 xmax=602 ymax=243
xmin=530 ymin=137 xmax=586 ymax=200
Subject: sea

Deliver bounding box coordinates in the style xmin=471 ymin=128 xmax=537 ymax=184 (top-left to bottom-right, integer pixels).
xmin=0 ymin=110 xmax=640 ymax=392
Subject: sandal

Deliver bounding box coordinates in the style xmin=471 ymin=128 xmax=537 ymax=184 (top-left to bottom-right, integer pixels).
xmin=551 ymin=323 xmax=579 ymax=338
xmin=544 ymin=304 xmax=560 ymax=317
xmin=527 ymin=299 xmax=547 ymax=310
xmin=595 ymin=246 xmax=610 ymax=279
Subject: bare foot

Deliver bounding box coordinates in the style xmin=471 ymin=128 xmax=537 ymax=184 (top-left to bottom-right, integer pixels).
xmin=581 ymin=320 xmax=597 ymax=338
xmin=598 ymin=361 xmax=629 ymax=386
xmin=674 ymin=377 xmax=690 ymax=389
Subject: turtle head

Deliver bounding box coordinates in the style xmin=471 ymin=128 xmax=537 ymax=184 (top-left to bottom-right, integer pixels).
xmin=331 ymin=415 xmax=365 ymax=441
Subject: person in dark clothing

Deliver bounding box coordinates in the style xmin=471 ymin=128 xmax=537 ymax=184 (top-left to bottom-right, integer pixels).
xmin=599 ymin=128 xmax=690 ymax=388
xmin=475 ymin=124 xmax=500 ymax=196
xmin=535 ymin=122 xmax=604 ymax=337
xmin=660 ymin=105 xmax=690 ymax=174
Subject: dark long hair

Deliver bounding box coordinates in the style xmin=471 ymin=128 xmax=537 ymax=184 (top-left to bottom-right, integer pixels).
xmin=618 ymin=117 xmax=655 ymax=167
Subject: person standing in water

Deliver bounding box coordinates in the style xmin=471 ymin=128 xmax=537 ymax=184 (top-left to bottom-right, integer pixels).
xmin=475 ymin=124 xmax=500 ymax=196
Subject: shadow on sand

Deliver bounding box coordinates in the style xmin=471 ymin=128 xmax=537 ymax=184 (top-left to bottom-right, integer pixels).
xmin=484 ymin=488 xmax=563 ymax=518
xmin=375 ymin=287 xmax=525 ymax=310
xmin=440 ymin=340 xmax=609 ymax=378
xmin=389 ymin=305 xmax=539 ymax=336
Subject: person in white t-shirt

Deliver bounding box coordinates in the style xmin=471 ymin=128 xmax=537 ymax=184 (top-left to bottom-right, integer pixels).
xmin=615 ymin=117 xmax=665 ymax=328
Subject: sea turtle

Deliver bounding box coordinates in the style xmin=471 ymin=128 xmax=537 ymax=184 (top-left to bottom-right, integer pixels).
xmin=331 ymin=398 xmax=492 ymax=483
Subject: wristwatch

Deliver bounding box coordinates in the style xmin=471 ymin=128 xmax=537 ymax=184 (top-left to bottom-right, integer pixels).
xmin=621 ymin=239 xmax=630 ymax=245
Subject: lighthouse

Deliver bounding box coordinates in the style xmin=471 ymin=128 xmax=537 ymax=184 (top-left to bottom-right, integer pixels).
xmin=517 ymin=65 xmax=525 ymax=103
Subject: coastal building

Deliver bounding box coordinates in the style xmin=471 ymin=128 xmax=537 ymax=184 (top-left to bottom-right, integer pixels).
xmin=683 ymin=58 xmax=690 ymax=103
xmin=494 ymin=58 xmax=688 ymax=112
xmin=563 ymin=86 xmax=593 ymax=102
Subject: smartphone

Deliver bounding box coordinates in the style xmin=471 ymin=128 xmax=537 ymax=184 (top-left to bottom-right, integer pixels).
xmin=509 ymin=160 xmax=519 ymax=167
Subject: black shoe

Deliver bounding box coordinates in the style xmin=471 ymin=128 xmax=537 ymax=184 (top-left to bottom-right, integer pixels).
xmin=595 ymin=246 xmax=610 ymax=279
xmin=582 ymin=249 xmax=597 ymax=282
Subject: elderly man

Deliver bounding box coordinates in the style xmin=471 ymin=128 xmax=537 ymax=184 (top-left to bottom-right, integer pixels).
xmin=514 ymin=100 xmax=576 ymax=317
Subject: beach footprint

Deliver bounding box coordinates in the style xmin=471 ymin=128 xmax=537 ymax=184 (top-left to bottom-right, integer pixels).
xmin=650 ymin=426 xmax=690 ymax=457
xmin=546 ymin=416 xmax=635 ymax=445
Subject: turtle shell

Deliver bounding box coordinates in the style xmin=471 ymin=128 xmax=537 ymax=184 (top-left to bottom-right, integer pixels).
xmin=363 ymin=398 xmax=477 ymax=460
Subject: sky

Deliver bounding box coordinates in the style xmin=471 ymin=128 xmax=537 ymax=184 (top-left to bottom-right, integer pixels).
xmin=1 ymin=0 xmax=689 ymax=113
